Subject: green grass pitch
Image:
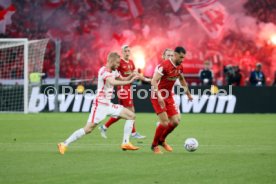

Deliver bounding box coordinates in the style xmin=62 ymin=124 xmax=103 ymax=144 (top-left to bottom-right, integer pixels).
xmin=0 ymin=113 xmax=276 ymax=184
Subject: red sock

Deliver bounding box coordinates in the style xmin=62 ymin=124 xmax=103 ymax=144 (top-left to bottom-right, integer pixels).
xmin=152 ymin=124 xmax=167 ymax=147
xmin=105 ymin=117 xmax=120 ymax=128
xmin=159 ymin=123 xmax=176 ymax=143
xmin=131 ymin=122 xmax=136 ymax=133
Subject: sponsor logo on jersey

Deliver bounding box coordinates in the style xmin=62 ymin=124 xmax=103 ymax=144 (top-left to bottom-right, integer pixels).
xmin=167 ymin=76 xmax=179 ymax=81
xmin=124 ymin=71 xmax=132 ymax=75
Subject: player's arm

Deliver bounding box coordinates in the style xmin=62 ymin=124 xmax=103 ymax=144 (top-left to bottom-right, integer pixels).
xmin=136 ymin=72 xmax=151 ymax=83
xmin=151 ymin=71 xmax=165 ymax=108
xmin=131 ymin=61 xmax=151 ymax=82
xmin=179 ymin=74 xmax=193 ymax=101
xmin=106 ymin=75 xmax=138 ymax=86
xmin=117 ymin=73 xmax=136 ymax=81
xmin=118 ymin=72 xmax=151 ymax=83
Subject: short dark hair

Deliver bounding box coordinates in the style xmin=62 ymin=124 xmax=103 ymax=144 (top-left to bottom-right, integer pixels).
xmin=174 ymin=46 xmax=186 ymax=54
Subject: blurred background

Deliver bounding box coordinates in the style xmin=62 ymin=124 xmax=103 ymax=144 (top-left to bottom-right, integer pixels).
xmin=1 ymin=0 xmax=276 ymax=86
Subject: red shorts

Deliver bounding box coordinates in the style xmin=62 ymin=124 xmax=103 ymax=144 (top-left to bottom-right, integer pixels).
xmin=151 ymin=95 xmax=179 ymax=117
xmin=117 ymin=85 xmax=134 ymax=107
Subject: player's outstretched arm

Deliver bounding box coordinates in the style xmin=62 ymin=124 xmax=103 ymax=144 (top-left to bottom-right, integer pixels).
xmin=118 ymin=73 xmax=136 ymax=81
xmin=139 ymin=74 xmax=151 ymax=83
xmin=132 ymin=71 xmax=151 ymax=83
xmin=179 ymin=75 xmax=193 ymax=101
xmin=106 ymin=75 xmax=138 ymax=86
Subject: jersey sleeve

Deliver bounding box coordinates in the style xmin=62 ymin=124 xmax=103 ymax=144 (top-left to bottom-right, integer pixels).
xmin=155 ymin=62 xmax=167 ymax=76
xmin=100 ymin=70 xmax=113 ymax=81
xmin=114 ymin=70 xmax=121 ymax=78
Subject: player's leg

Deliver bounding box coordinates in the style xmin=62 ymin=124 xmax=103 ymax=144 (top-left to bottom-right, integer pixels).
xmin=158 ymin=97 xmax=180 ymax=152
xmin=119 ymin=89 xmax=145 ymax=139
xmin=151 ymin=112 xmax=170 ymax=154
xmin=118 ymin=107 xmax=139 ymax=150
xmin=100 ymin=116 xmax=121 ymax=133
xmin=154 ymin=95 xmax=180 ymax=127
xmin=99 ymin=115 xmax=120 ymax=139
xmin=99 ymin=102 xmax=122 ymax=138
xmin=58 ymin=104 xmax=105 ymax=155
xmin=160 ymin=114 xmax=180 ymax=143
xmin=99 ymin=91 xmax=128 ymax=137
xmin=157 ymin=114 xmax=180 ymax=152
xmin=125 ymin=106 xmax=146 ymax=139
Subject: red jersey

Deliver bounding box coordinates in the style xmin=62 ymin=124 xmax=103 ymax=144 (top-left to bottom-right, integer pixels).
xmin=117 ymin=59 xmax=135 ymax=77
xmin=117 ymin=59 xmax=136 ymax=106
xmin=155 ymin=59 xmax=184 ymax=96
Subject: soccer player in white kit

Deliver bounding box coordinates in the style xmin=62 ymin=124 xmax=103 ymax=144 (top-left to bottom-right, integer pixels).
xmin=58 ymin=52 xmax=140 ymax=154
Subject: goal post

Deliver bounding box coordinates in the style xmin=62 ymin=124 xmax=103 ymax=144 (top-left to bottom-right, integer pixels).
xmin=0 ymin=38 xmax=49 ymax=113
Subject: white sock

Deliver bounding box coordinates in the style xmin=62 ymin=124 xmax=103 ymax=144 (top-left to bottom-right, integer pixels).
xmin=64 ymin=128 xmax=86 ymax=146
xmin=122 ymin=120 xmax=134 ymax=144
xmin=102 ymin=125 xmax=107 ymax=130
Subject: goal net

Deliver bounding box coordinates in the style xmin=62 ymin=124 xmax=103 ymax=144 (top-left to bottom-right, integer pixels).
xmin=0 ymin=39 xmax=49 ymax=113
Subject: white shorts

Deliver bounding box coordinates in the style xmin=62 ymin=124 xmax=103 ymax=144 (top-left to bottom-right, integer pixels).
xmin=87 ymin=101 xmax=124 ymax=125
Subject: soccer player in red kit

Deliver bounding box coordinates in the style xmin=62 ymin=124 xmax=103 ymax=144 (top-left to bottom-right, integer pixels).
xmin=99 ymin=45 xmax=150 ymax=139
xmin=151 ymin=46 xmax=193 ymax=154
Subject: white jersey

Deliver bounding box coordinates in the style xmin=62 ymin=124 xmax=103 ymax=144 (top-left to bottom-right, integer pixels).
xmin=95 ymin=66 xmax=120 ymax=104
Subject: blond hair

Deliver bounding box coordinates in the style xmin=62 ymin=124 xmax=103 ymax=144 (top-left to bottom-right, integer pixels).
xmin=107 ymin=52 xmax=120 ymax=62
xmin=162 ymin=48 xmax=173 ymax=60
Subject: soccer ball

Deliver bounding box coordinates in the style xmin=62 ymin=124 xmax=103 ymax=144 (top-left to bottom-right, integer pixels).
xmin=184 ymin=138 xmax=199 ymax=152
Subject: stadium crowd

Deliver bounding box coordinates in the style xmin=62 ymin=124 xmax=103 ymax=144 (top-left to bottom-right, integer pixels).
xmin=244 ymin=0 xmax=276 ymax=24
xmin=0 ymin=0 xmax=275 ymax=86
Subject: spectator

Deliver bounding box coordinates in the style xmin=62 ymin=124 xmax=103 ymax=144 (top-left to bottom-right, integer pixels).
xmin=224 ymin=65 xmax=235 ymax=85
xmin=272 ymin=71 xmax=276 ymax=86
xmin=232 ymin=66 xmax=242 ymax=86
xmin=199 ymin=61 xmax=213 ymax=85
xmin=2 ymin=0 xmax=275 ymax=83
xmin=249 ymin=63 xmax=266 ymax=86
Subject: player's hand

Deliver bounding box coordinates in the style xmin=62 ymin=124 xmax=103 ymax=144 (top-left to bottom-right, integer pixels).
xmin=137 ymin=73 xmax=144 ymax=80
xmin=187 ymin=94 xmax=193 ymax=102
xmin=132 ymin=71 xmax=139 ymax=75
xmin=129 ymin=73 xmax=136 ymax=78
xmin=134 ymin=72 xmax=145 ymax=80
xmin=130 ymin=75 xmax=139 ymax=83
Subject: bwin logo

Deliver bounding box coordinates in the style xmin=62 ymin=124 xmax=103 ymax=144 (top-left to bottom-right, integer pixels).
xmin=28 ymin=87 xmax=95 ymax=112
xmin=179 ymin=95 xmax=236 ymax=113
